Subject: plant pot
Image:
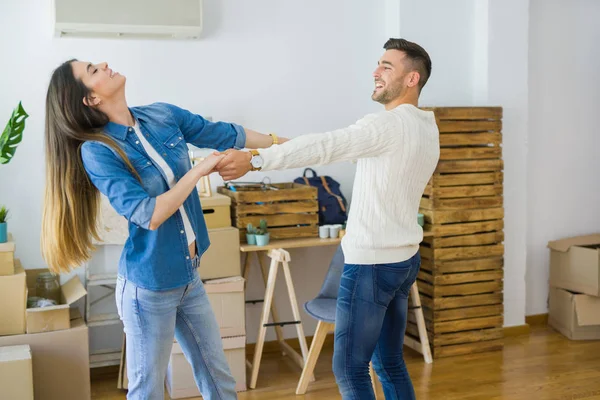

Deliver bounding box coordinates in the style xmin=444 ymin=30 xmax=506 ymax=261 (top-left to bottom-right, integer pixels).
xmin=255 ymin=233 xmax=270 ymax=246
xmin=246 ymin=233 xmax=257 ymax=245
xmin=417 ymin=213 xmax=424 ymax=227
xmin=319 ymin=225 xmax=330 ymax=239
xmin=0 ymin=222 xmax=6 ymax=243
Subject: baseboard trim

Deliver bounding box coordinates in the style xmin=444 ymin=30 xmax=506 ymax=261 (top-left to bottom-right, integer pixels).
xmin=248 ymin=319 xmax=547 ymax=354
xmin=526 ymin=313 xmax=548 ymax=326
xmin=503 ymin=324 xmax=531 ymax=337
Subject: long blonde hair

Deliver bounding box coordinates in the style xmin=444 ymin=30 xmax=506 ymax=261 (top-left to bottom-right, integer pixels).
xmin=41 ymin=60 xmax=137 ymax=274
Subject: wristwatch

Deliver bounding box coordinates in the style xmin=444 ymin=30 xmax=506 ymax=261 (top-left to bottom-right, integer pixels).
xmin=249 ymin=149 xmax=264 ymax=171
xmin=269 ymin=133 xmax=279 ymax=145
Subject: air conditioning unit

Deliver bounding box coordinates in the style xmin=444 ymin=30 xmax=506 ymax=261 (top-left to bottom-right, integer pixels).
xmin=52 ymin=0 xmax=203 ymax=40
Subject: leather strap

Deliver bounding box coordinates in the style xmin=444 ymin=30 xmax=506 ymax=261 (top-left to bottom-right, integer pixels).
xmin=320 ymin=176 xmax=346 ymax=212
xmin=303 ymin=168 xmax=317 ymax=178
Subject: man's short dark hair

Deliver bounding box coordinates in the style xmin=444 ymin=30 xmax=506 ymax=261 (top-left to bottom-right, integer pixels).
xmin=384 ymin=38 xmax=432 ymax=92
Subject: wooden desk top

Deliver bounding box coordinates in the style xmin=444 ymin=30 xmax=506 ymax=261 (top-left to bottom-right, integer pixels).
xmin=240 ymin=237 xmax=341 ymax=252
xmin=239 ymin=230 xmax=433 ymax=252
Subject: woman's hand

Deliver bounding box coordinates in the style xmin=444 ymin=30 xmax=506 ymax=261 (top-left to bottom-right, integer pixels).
xmin=149 ymin=153 xmax=223 ymax=230
xmin=192 ymin=153 xmax=225 ymax=176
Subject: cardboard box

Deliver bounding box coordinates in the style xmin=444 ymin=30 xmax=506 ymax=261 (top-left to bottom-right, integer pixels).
xmin=0 ymin=316 xmax=90 ymax=400
xmin=548 ymin=234 xmax=600 ymax=296
xmin=25 ymin=269 xmax=87 ymax=334
xmin=0 ymin=259 xmax=27 ymax=336
xmin=0 ymin=344 xmax=34 ymax=400
xmin=166 ymin=336 xmax=247 ymax=398
xmin=199 ymin=227 xmax=241 ymax=280
xmin=201 ymin=193 xmax=232 ymax=229
xmin=548 ymin=286 xmax=600 ymax=340
xmin=205 ymin=276 xmax=245 ymax=338
xmin=0 ymin=233 xmax=15 ymax=276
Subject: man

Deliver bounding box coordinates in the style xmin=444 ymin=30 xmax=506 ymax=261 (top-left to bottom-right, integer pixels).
xmin=217 ymin=38 xmax=439 ymax=400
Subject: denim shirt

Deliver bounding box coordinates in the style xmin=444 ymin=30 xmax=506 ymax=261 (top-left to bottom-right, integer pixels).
xmin=81 ymin=102 xmax=246 ymax=290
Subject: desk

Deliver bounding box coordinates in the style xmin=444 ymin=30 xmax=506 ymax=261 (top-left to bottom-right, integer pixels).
xmin=241 ymin=233 xmax=433 ymax=389
xmin=240 ymin=237 xmax=342 ymax=253
xmin=240 ymin=238 xmax=340 ymax=389
xmin=240 ymin=231 xmax=432 ymax=253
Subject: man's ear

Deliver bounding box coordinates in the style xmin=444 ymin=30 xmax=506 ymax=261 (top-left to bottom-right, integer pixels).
xmin=407 ymin=71 xmax=421 ymax=89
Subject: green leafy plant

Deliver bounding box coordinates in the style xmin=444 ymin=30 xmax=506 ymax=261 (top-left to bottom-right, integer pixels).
xmin=0 ymin=206 xmax=8 ymax=223
xmin=246 ymin=223 xmax=257 ymax=234
xmin=0 ymin=102 xmax=29 ymax=164
xmin=256 ymin=219 xmax=268 ymax=235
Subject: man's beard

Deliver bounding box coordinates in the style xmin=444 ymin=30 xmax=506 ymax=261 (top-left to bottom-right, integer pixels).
xmin=371 ymin=78 xmax=404 ymax=105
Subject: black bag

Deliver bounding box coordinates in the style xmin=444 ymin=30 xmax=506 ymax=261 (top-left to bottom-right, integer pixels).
xmin=294 ymin=168 xmax=348 ymax=225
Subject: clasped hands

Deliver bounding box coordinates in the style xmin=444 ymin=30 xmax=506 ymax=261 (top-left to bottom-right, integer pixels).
xmin=194 ymin=149 xmax=254 ymax=181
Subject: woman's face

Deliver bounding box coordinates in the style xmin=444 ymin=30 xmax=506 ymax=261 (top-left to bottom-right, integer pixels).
xmin=71 ymin=61 xmax=126 ymax=106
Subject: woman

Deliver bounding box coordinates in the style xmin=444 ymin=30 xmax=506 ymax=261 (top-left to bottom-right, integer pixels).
xmin=41 ymin=59 xmax=283 ymax=400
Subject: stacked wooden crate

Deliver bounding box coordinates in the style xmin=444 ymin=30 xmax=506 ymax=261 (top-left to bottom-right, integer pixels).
xmin=408 ymin=107 xmax=505 ymax=359
xmin=218 ymin=183 xmax=319 ymax=242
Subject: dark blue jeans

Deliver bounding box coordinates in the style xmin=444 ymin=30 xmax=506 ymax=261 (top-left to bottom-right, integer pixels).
xmin=333 ymin=252 xmax=420 ymax=400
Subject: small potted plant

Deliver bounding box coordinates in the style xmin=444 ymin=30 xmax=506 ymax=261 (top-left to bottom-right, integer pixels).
xmin=0 ymin=206 xmax=8 ymax=243
xmin=0 ymin=102 xmax=29 ymax=245
xmin=339 ymin=222 xmax=347 ymax=239
xmin=246 ymin=223 xmax=258 ymax=245
xmin=255 ymin=219 xmax=270 ymax=246
xmin=1 ymin=102 xmax=28 ymax=165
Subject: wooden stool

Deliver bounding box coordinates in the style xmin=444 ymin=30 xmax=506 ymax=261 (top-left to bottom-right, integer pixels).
xmin=404 ymin=282 xmax=433 ymax=364
xmin=296 ymin=321 xmax=379 ymax=397
xmin=245 ymin=248 xmax=312 ymax=389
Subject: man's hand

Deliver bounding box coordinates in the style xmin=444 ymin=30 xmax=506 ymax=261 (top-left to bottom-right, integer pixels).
xmin=215 ymin=149 xmax=253 ymax=181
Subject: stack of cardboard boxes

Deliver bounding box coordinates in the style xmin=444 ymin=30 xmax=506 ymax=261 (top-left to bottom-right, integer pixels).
xmin=117 ymin=193 xmax=246 ymax=397
xmin=548 ymin=234 xmax=600 ymax=340
xmin=0 ymin=234 xmax=91 ymax=400
xmin=167 ymin=193 xmax=247 ymax=398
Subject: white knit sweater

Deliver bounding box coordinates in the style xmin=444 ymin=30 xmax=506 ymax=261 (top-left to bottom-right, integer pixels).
xmin=259 ymin=104 xmax=440 ymax=265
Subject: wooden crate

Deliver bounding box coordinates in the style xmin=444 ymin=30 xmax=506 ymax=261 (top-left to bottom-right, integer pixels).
xmin=420 ymin=106 xmax=505 ymax=234
xmin=406 ymin=255 xmax=504 ymax=358
xmin=409 ymin=106 xmax=505 ymax=358
xmin=413 ymin=215 xmax=504 ymax=358
xmin=422 ymin=106 xmax=503 ymax=174
xmin=217 ymin=183 xmax=319 ymax=242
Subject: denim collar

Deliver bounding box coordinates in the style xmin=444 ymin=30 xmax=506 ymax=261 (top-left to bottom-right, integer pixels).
xmin=103 ymin=108 xmax=147 ymax=140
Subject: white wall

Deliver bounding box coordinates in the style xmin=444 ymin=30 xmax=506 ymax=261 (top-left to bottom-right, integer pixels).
xmin=0 ymin=0 xmax=551 ymax=351
xmin=393 ymin=0 xmax=529 ymax=326
xmin=0 ymin=0 xmax=388 ymax=343
xmin=398 ymin=0 xmax=477 ymax=106
xmin=527 ymin=0 xmax=600 ymax=315
xmin=487 ymin=0 xmax=529 ymax=327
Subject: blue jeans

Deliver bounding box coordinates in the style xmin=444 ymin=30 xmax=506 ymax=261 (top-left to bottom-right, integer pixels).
xmin=333 ymin=252 xmax=420 ymax=400
xmin=116 ymin=264 xmax=237 ymax=400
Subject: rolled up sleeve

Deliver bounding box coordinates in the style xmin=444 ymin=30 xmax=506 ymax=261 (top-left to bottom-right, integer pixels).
xmin=162 ymin=103 xmax=246 ymax=151
xmin=81 ymin=141 xmax=156 ymax=230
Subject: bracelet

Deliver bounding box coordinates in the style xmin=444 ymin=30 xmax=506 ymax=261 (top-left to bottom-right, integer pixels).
xmin=269 ymin=133 xmax=279 ymax=145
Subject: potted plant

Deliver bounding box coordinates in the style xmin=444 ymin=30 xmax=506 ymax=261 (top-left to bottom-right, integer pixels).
xmin=1 ymin=102 xmax=28 ymax=164
xmin=0 ymin=206 xmax=8 ymax=243
xmin=255 ymin=219 xmax=270 ymax=246
xmin=246 ymin=223 xmax=258 ymax=245
xmin=0 ymin=102 xmax=28 ymax=244
xmin=339 ymin=222 xmax=347 ymax=239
